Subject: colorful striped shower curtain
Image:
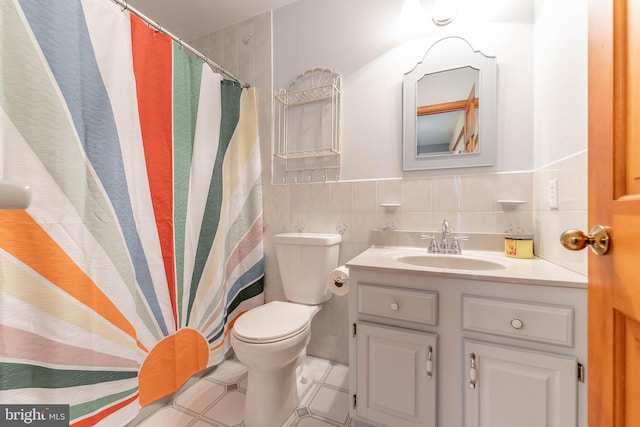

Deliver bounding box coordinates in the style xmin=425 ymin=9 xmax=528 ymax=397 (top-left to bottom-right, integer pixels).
xmin=0 ymin=0 xmax=264 ymax=425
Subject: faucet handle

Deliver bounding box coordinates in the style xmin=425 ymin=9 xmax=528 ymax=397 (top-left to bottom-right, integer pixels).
xmin=450 ymin=235 xmax=470 ymax=254
xmin=421 ymin=235 xmax=438 ymax=253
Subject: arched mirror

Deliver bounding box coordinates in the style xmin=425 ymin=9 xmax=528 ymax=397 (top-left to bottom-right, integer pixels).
xmin=403 ymin=37 xmax=497 ymax=170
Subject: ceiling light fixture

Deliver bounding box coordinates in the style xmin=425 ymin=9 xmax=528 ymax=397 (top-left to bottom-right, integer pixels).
xmin=398 ymin=0 xmax=425 ymax=35
xmin=431 ymin=0 xmax=457 ymax=26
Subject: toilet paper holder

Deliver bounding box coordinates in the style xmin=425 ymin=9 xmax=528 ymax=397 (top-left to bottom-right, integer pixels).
xmin=328 ymin=266 xmax=350 ymax=296
xmin=334 ymin=277 xmax=349 ymax=287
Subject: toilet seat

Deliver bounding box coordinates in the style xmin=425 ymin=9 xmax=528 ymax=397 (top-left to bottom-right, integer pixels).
xmin=233 ymin=301 xmax=311 ymax=344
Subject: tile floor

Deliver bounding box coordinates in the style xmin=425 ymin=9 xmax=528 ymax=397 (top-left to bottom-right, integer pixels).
xmin=135 ymin=357 xmax=352 ymax=427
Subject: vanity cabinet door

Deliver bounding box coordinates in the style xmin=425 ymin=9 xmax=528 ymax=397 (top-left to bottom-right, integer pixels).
xmin=463 ymin=340 xmax=577 ymax=427
xmin=356 ymin=323 xmax=436 ymax=427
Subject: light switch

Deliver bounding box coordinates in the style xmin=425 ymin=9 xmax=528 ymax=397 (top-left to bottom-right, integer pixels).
xmin=549 ymin=179 xmax=559 ymax=209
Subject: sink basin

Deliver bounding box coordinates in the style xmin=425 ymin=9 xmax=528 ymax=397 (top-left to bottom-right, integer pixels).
xmin=395 ymin=254 xmax=506 ymax=271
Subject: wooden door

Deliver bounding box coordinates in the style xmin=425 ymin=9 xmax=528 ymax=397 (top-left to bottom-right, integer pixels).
xmin=588 ymin=0 xmax=640 ymax=425
xmin=356 ymin=323 xmax=437 ymax=427
xmin=463 ymin=340 xmax=577 ymax=427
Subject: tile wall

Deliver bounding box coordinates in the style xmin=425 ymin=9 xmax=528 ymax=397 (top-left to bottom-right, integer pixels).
xmin=533 ymin=150 xmax=588 ymax=275
xmin=188 ymin=11 xmax=273 ymax=197
xmin=264 ymin=171 xmax=533 ymax=364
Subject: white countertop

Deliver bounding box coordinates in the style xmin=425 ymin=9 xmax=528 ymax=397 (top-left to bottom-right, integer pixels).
xmin=346 ymin=246 xmax=587 ymax=289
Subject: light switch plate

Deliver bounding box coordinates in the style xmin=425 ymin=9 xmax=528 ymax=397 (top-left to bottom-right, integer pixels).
xmin=549 ymin=179 xmax=559 ymax=209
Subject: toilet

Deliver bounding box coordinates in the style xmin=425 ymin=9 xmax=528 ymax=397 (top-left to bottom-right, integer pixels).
xmin=231 ymin=232 xmax=341 ymax=427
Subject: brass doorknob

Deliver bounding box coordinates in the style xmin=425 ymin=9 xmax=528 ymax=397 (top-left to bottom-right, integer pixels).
xmin=560 ymin=225 xmax=610 ymax=255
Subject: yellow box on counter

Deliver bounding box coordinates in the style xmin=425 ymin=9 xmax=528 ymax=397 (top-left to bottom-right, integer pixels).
xmin=505 ymin=236 xmax=533 ymax=258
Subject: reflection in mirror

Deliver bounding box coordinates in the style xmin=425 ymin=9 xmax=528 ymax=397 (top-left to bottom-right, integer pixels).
xmin=403 ymin=37 xmax=496 ymax=170
xmin=416 ymin=67 xmax=479 ymax=155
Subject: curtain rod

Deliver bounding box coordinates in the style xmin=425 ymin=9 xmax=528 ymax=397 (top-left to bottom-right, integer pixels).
xmin=111 ymin=0 xmax=249 ymax=88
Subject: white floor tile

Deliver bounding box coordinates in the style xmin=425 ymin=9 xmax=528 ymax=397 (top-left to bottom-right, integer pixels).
xmin=191 ymin=420 xmax=216 ymax=427
xmin=305 ymin=356 xmax=332 ymax=382
xmin=281 ymin=412 xmax=297 ymax=427
xmin=203 ymin=390 xmax=245 ymax=426
xmin=299 ymin=383 xmax=320 ymax=407
xmin=138 ymin=357 xmax=351 ymax=427
xmin=296 ymin=417 xmax=340 ymax=427
xmin=308 ymin=386 xmax=349 ymax=424
xmin=175 ymin=379 xmax=225 ymax=413
xmin=205 ymin=359 xmax=249 ymax=385
xmin=323 ymin=365 xmax=349 ymax=390
xmin=137 ymin=407 xmax=195 ymax=427
xmin=238 ymin=375 xmax=248 ymax=391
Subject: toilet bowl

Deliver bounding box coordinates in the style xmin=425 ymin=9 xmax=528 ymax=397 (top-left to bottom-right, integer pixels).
xmin=231 ymin=301 xmax=321 ymax=427
xmin=231 ymin=232 xmax=341 ymax=427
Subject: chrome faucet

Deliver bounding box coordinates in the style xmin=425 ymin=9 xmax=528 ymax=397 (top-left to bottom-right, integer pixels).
xmin=421 ymin=219 xmax=468 ymax=254
xmin=440 ymin=219 xmax=451 ymax=251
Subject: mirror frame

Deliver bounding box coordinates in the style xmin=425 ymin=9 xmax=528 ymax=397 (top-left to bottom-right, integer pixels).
xmin=403 ymin=36 xmax=497 ymax=171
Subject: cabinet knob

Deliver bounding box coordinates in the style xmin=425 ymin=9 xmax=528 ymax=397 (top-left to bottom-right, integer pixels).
xmin=510 ymin=319 xmax=524 ymax=329
xmin=390 ymin=302 xmax=399 ymax=311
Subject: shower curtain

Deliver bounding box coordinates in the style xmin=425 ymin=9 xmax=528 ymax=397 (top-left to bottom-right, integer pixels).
xmin=0 ymin=0 xmax=264 ymax=425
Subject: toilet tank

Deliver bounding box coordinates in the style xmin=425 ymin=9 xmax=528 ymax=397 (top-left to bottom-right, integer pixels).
xmin=274 ymin=233 xmax=341 ymax=304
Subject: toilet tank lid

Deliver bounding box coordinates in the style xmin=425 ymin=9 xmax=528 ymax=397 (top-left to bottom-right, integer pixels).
xmin=274 ymin=233 xmax=341 ymax=245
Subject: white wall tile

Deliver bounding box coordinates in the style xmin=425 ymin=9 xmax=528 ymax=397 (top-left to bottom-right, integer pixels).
xmin=206 ymin=30 xmax=224 ymax=64
xmin=330 ymin=182 xmax=353 ymax=212
xmin=376 ymin=210 xmax=402 ymax=231
xmin=376 ymin=179 xmax=402 ymax=206
xmin=461 ymin=174 xmax=496 ymax=212
xmin=496 ymin=171 xmax=533 ymax=207
xmin=497 ymin=210 xmax=533 ymax=235
xmin=558 ymin=151 xmax=588 ymax=211
xmin=330 ymin=336 xmax=349 ymax=366
xmin=353 ymin=181 xmax=376 ymax=212
xmin=351 ymin=212 xmax=377 ymax=245
xmin=290 ymin=183 xmax=311 ymax=213
xmin=329 ymin=295 xmax=349 ymax=338
xmin=431 ymin=176 xmax=462 ymax=212
xmin=221 ymin=24 xmax=240 ymax=77
xmin=330 ymin=211 xmax=353 ymax=243
xmin=458 ymin=212 xmax=497 ymax=233
xmin=532 ymin=152 xmax=587 ymax=275
xmin=403 ymin=178 xmax=432 ymax=212
xmin=402 ymin=211 xmax=432 ymax=231
xmin=309 ymin=183 xmax=332 ymax=215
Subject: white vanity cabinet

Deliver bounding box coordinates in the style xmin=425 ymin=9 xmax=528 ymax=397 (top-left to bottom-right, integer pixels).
xmin=347 ymin=260 xmax=587 ymax=427
xmin=353 ymin=283 xmax=439 ymax=427
xmin=462 ymin=295 xmax=579 ymax=427
xmin=463 ymin=340 xmax=577 ymax=427
xmin=356 ymin=323 xmax=437 ymax=427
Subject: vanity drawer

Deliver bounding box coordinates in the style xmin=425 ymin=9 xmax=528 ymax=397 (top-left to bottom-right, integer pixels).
xmin=358 ymin=284 xmax=437 ymax=325
xmin=462 ymin=295 xmax=574 ymax=347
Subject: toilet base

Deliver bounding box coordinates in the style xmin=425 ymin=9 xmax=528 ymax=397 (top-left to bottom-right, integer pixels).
xmin=243 ymin=358 xmax=299 ymax=427
xmin=296 ymin=357 xmax=315 ymax=401
xmin=232 ymin=303 xmax=323 ymax=427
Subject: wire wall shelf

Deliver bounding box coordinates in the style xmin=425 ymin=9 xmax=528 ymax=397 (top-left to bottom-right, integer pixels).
xmin=274 ymin=68 xmax=342 ymax=184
